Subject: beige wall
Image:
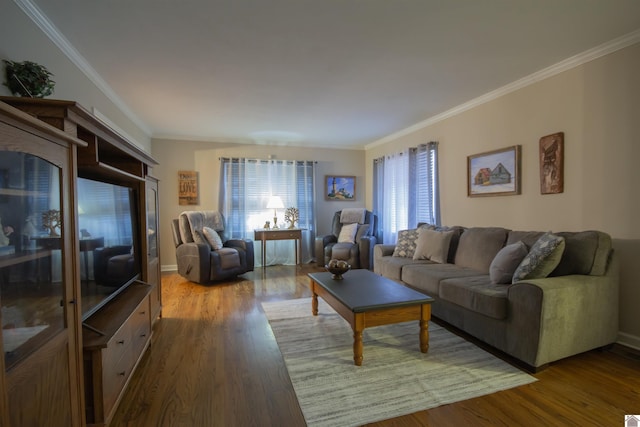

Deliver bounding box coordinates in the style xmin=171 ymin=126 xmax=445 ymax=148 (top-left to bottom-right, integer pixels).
xmin=5 ymin=0 xmax=637 ymax=348
xmin=152 ymin=139 xmax=365 ymax=269
xmin=365 ymin=43 xmax=640 ymax=348
xmin=0 ymin=2 xmax=151 ymax=152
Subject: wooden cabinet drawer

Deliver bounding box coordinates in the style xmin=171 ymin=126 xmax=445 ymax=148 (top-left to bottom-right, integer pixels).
xmin=128 ymin=297 xmax=150 ymax=335
xmin=83 ymin=284 xmax=153 ymax=426
xmin=101 ymin=345 xmax=133 ymax=417
xmin=102 ymin=323 xmax=131 ymax=368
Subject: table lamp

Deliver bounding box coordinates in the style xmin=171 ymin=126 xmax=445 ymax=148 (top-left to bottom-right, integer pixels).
xmin=266 ymin=196 xmax=284 ymax=229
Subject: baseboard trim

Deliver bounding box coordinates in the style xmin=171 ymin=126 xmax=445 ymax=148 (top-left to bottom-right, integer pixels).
xmin=162 ymin=264 xmax=178 ymax=273
xmin=617 ymin=332 xmax=640 ymax=351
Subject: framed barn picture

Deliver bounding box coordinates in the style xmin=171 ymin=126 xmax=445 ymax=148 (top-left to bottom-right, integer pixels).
xmin=325 ymin=175 xmax=356 ymax=201
xmin=467 ymin=145 xmax=521 ymax=197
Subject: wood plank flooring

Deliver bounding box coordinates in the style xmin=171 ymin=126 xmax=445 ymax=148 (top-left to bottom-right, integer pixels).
xmin=110 ymin=265 xmax=640 ymax=427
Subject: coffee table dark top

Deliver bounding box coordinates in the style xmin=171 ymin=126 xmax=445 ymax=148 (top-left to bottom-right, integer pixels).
xmin=308 ymin=269 xmax=433 ymax=313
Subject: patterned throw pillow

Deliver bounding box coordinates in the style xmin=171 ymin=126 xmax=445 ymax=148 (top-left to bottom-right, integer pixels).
xmin=203 ymin=226 xmax=224 ymax=250
xmin=392 ymin=229 xmax=420 ymax=257
xmin=512 ymin=232 xmax=565 ymax=282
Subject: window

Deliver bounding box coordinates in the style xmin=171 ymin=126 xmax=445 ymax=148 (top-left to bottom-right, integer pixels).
xmin=219 ymin=158 xmax=316 ymax=266
xmin=373 ymin=142 xmax=439 ymax=244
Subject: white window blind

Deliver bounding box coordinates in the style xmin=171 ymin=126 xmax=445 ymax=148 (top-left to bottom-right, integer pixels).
xmin=219 ymin=158 xmax=316 ymax=266
xmin=373 ymin=142 xmax=439 ymax=244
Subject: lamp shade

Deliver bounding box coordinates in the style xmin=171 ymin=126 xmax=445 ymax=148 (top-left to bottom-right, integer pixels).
xmin=266 ymin=196 xmax=284 ymax=209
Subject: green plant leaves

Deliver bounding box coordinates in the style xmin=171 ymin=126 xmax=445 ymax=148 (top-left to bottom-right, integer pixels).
xmin=3 ymin=60 xmax=55 ymax=98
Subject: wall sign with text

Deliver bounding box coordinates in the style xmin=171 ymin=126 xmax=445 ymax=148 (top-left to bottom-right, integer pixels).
xmin=178 ymin=170 xmax=199 ymax=205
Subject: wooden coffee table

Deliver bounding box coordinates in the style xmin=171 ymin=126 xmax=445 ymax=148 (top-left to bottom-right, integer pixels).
xmin=308 ymin=269 xmax=434 ymax=366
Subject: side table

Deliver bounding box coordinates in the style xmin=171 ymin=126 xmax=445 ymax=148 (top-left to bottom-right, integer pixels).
xmin=254 ymin=228 xmax=303 ymax=267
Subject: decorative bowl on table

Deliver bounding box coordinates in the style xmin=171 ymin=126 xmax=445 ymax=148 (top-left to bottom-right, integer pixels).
xmin=325 ymin=259 xmax=351 ymax=280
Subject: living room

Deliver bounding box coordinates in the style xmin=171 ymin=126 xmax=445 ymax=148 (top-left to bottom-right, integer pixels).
xmin=1 ymin=1 xmax=640 ymax=426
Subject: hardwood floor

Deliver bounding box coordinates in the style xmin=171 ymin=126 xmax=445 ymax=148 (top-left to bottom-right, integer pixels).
xmin=110 ymin=265 xmax=640 ymax=427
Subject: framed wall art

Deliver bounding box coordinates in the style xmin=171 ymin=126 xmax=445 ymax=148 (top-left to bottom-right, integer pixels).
xmin=178 ymin=170 xmax=199 ymax=205
xmin=539 ymin=132 xmax=564 ymax=194
xmin=467 ymin=145 xmax=521 ymax=197
xmin=325 ymin=175 xmax=356 ymax=201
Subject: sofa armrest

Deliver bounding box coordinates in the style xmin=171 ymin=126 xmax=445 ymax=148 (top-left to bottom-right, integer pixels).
xmin=225 ymin=239 xmax=255 ymax=271
xmin=358 ymin=236 xmax=377 ymax=270
xmin=314 ymin=235 xmax=337 ymax=264
xmin=175 ymin=242 xmax=211 ymax=283
xmin=506 ymin=252 xmax=619 ymax=367
xmin=374 ymin=244 xmax=396 ymax=258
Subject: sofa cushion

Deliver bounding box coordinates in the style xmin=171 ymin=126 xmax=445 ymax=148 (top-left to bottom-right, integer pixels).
xmin=376 ymin=256 xmax=432 ymax=281
xmin=203 ymin=226 xmax=223 ymax=250
xmin=392 ymin=228 xmax=420 ymax=258
xmin=454 ymin=227 xmax=509 ymax=273
xmin=439 ymin=276 xmax=509 ymax=320
xmin=506 ymin=230 xmax=544 ymax=248
xmin=413 ymin=229 xmax=455 ymax=263
xmin=513 ymin=232 xmax=565 ymax=282
xmin=402 ymin=263 xmax=483 ymax=296
xmin=330 ymin=242 xmax=357 ymax=262
xmin=338 ymin=222 xmax=358 ymax=243
xmin=551 ymin=231 xmax=610 ymax=276
xmin=215 ymin=247 xmax=241 ymax=269
xmin=489 ymin=241 xmax=528 ymax=284
xmin=437 ymin=226 xmax=465 ymax=263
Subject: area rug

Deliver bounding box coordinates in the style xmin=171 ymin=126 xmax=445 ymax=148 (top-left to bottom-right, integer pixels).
xmin=262 ymin=297 xmax=536 ymax=427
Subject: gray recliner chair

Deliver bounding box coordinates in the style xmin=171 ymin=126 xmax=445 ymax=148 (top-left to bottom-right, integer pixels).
xmin=171 ymin=211 xmax=254 ymax=283
xmin=314 ymin=209 xmax=377 ymax=270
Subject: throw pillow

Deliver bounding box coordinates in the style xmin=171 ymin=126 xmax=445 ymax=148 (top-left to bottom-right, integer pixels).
xmin=489 ymin=241 xmax=529 ymax=284
xmin=392 ymin=228 xmax=420 ymax=257
xmin=512 ymin=232 xmax=566 ymax=282
xmin=337 ymin=222 xmax=358 ymax=243
xmin=413 ymin=228 xmax=455 ymax=263
xmin=203 ymin=226 xmax=224 ymax=250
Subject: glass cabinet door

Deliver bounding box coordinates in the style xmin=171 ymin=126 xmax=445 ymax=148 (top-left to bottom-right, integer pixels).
xmin=0 ymin=151 xmax=65 ymax=370
xmin=145 ymin=178 xmax=161 ymax=321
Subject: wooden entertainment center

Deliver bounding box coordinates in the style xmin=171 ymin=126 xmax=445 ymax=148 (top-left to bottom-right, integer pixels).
xmin=0 ymin=97 xmax=161 ymax=427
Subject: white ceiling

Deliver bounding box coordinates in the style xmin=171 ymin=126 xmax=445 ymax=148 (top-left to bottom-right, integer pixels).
xmin=27 ymin=0 xmax=640 ymax=149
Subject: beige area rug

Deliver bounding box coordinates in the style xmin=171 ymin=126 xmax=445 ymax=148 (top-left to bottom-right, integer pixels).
xmin=262 ymin=298 xmax=536 ymax=427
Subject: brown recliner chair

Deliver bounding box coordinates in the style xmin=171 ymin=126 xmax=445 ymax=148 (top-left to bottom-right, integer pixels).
xmin=314 ymin=209 xmax=377 ymax=270
xmin=171 ymin=211 xmax=254 ymax=283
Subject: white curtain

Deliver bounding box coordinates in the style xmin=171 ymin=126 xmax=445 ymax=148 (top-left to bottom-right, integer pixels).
xmin=219 ymin=158 xmax=316 ymax=266
xmin=373 ymin=142 xmax=439 ymax=244
xmin=381 ymin=149 xmax=410 ymax=244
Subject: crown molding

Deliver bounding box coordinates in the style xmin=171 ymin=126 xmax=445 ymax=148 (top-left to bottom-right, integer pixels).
xmin=365 ymin=29 xmax=640 ymax=150
xmin=13 ymin=0 xmax=152 ymax=136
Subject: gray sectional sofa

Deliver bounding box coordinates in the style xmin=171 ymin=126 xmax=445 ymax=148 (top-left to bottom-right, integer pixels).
xmin=373 ymin=226 xmax=619 ymax=370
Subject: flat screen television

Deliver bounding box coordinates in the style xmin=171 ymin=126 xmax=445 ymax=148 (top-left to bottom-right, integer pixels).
xmin=77 ymin=176 xmax=141 ymax=320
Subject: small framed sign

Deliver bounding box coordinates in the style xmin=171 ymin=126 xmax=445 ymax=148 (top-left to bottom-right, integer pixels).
xmin=178 ymin=170 xmax=199 ymax=205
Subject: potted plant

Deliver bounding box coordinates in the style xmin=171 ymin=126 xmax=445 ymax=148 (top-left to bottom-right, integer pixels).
xmin=3 ymin=60 xmax=55 ymax=98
